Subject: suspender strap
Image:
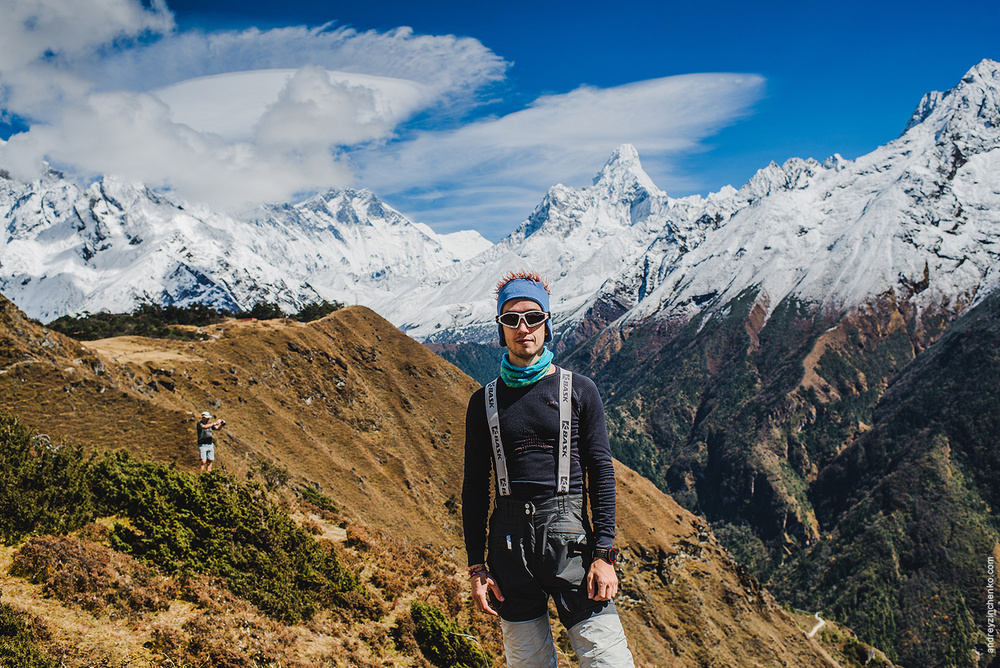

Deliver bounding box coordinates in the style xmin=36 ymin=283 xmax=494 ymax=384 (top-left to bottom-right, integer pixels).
xmin=485 ymin=368 xmax=573 ymax=497
xmin=557 ymin=367 xmax=572 ymax=493
xmin=484 ymin=379 xmax=510 ymax=496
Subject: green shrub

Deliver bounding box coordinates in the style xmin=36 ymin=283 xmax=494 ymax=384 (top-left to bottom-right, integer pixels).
xmin=300 ymin=484 xmax=338 ymax=513
xmin=253 ymin=458 xmax=290 ymax=490
xmin=0 ymin=603 xmax=53 ymax=667
xmin=0 ymin=415 xmax=95 ymax=544
xmin=245 ymin=302 xmax=286 ymax=320
xmin=46 ymin=302 xmax=226 ymax=340
xmin=295 ymin=299 xmax=345 ymax=322
xmin=410 ymin=601 xmax=491 ymax=668
xmin=90 ymin=451 xmax=362 ymax=622
xmin=0 ymin=414 xmax=363 ymax=624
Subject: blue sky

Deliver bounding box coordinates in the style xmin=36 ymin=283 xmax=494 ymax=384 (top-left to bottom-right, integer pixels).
xmin=0 ymin=0 xmax=997 ymax=240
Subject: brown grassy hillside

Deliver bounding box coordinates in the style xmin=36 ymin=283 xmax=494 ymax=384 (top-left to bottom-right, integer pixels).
xmin=0 ymin=295 xmax=878 ymax=667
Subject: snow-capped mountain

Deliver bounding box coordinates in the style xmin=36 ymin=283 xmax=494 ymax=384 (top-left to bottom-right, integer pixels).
xmin=0 ymin=174 xmax=490 ymax=322
xmin=375 ymin=58 xmax=1000 ymax=344
xmin=1 ymin=59 xmax=998 ymax=341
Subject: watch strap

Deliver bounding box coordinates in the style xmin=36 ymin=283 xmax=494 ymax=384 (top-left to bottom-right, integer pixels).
xmin=593 ymin=547 xmax=618 ymax=564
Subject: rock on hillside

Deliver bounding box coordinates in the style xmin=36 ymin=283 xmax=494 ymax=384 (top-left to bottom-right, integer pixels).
xmin=0 ymin=292 xmax=859 ymax=666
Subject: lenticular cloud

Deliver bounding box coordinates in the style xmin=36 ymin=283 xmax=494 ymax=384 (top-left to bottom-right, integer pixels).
xmin=0 ymin=1 xmax=507 ymax=211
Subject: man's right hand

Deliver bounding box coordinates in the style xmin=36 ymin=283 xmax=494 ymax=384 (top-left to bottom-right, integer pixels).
xmin=470 ymin=571 xmax=504 ymax=616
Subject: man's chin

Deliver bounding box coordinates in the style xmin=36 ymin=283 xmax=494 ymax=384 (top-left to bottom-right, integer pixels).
xmin=510 ymin=350 xmax=542 ymax=366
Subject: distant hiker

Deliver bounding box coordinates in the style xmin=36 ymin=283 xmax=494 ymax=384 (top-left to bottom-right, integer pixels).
xmin=197 ymin=411 xmax=225 ymax=472
xmin=463 ymin=271 xmax=634 ymax=667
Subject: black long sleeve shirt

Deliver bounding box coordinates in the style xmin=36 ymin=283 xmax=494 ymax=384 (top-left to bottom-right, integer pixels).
xmin=461 ymin=369 xmax=617 ymax=565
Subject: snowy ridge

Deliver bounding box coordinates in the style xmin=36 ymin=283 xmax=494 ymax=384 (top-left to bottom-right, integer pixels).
xmin=375 ymin=59 xmax=1000 ymax=342
xmin=0 ymin=60 xmax=998 ymax=341
xmin=0 ymin=174 xmax=490 ymax=322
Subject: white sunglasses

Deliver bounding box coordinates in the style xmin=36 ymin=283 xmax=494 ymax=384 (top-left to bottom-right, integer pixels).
xmin=495 ymin=310 xmax=550 ymax=329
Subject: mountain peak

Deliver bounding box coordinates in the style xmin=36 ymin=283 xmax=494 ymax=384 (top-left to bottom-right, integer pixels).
xmin=592 ymin=144 xmax=662 ymax=198
xmin=902 ymin=58 xmax=1000 ymax=140
xmin=964 ymin=57 xmax=1000 ymax=83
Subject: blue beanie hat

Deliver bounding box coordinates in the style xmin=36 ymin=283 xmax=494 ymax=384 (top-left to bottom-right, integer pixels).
xmin=496 ymin=278 xmax=552 ymax=346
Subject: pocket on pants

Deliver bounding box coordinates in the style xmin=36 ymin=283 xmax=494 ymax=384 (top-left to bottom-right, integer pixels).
xmin=545 ymin=531 xmax=588 ymax=587
xmin=488 ymin=528 xmax=528 ymax=580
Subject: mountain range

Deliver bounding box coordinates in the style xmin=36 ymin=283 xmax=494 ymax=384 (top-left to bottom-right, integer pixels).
xmin=3 ymin=60 xmax=998 ymax=341
xmin=2 ymin=57 xmax=1000 ymax=667
xmin=0 ymin=175 xmax=489 ymax=323
xmin=379 ymin=58 xmax=1000 ymax=349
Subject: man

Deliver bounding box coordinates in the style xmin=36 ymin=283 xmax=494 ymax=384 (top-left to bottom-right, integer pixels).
xmin=462 ymin=271 xmax=634 ymax=667
xmin=197 ymin=411 xmax=225 ymax=472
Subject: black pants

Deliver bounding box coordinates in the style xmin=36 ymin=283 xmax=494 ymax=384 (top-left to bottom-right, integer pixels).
xmin=488 ymin=494 xmax=612 ymax=629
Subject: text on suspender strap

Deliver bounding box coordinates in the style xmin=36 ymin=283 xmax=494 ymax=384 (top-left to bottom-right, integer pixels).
xmin=557 ymin=367 xmax=572 ymax=493
xmin=484 ymin=378 xmax=510 ymax=496
xmin=484 ymin=368 xmax=573 ymax=497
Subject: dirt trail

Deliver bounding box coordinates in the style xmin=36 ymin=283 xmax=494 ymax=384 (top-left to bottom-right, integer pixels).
xmin=87 ymin=336 xmax=202 ymax=365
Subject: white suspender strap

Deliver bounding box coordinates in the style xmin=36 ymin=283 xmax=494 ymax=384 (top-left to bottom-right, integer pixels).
xmin=485 ymin=378 xmax=511 ymax=496
xmin=557 ymin=367 xmax=573 ymax=493
xmin=484 ymin=368 xmax=574 ymax=497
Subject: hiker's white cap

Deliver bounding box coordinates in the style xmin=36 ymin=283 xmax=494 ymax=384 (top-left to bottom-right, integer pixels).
xmin=201 ymin=411 xmax=212 ymax=418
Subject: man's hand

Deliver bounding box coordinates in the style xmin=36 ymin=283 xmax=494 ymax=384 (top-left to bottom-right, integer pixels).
xmin=587 ymin=558 xmax=619 ymax=601
xmin=470 ymin=570 xmax=504 ymax=616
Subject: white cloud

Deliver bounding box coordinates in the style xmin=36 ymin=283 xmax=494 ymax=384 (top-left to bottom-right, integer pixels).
xmin=0 ymin=0 xmax=172 ymax=69
xmin=153 ymin=69 xmax=431 ymax=142
xmin=95 ymin=24 xmax=506 ymax=108
xmin=0 ymin=89 xmax=352 ymax=207
xmin=0 ymin=1 xmax=507 ymax=211
xmin=0 ymin=0 xmax=173 ymax=118
xmin=354 ymin=73 xmax=766 ymax=239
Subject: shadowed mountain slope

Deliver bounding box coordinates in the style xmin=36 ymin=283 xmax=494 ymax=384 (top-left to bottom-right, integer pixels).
xmin=559 ymin=279 xmax=999 ymax=667
xmin=770 ymin=290 xmax=1000 ymax=666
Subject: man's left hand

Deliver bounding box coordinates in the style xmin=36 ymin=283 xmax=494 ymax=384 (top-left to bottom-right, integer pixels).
xmin=587 ymin=558 xmax=618 ymax=601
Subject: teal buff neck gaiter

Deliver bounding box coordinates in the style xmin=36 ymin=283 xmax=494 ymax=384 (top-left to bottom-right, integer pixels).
xmin=500 ymin=348 xmax=554 ymax=387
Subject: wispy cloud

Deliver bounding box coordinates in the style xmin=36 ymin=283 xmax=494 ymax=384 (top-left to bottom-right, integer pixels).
xmin=0 ymin=0 xmax=762 ymax=237
xmin=355 ymin=74 xmax=766 ymax=239
xmin=94 ymin=24 xmax=507 ymax=107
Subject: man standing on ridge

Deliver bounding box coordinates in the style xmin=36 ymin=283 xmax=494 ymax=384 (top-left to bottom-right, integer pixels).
xmin=462 ymin=271 xmax=634 ymax=667
xmin=197 ymin=411 xmax=225 ymax=473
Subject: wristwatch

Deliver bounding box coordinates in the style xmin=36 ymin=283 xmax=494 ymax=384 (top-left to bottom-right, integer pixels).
xmin=593 ymin=547 xmax=618 ymax=564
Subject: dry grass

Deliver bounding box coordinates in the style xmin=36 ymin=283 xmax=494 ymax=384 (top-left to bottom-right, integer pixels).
xmin=11 ymin=535 xmax=176 ymax=619
xmin=0 ymin=506 xmax=499 ymax=667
